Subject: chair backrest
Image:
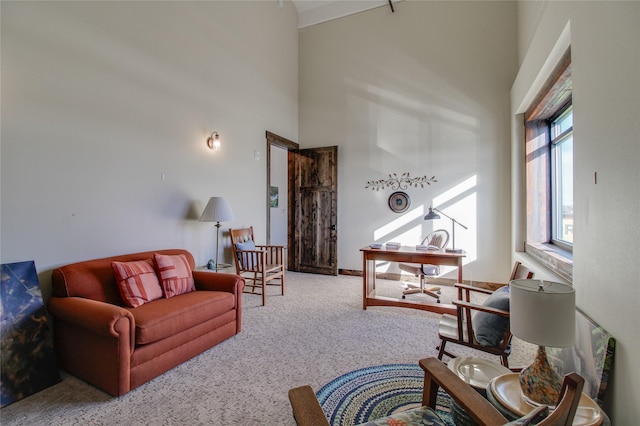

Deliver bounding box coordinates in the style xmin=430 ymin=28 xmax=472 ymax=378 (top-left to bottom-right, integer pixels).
xmin=509 ymin=261 xmax=534 ymax=280
xmin=538 ymin=373 xmax=585 ymax=425
xmin=229 ymin=227 xmax=255 ymax=245
xmin=422 ymin=229 xmax=449 ymax=248
xmin=229 ymin=227 xmax=257 ymax=272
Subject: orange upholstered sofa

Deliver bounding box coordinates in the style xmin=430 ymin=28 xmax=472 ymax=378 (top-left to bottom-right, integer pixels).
xmin=48 ymin=249 xmax=244 ymax=396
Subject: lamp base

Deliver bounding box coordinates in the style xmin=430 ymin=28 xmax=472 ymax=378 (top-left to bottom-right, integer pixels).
xmin=519 ymin=346 xmax=562 ymax=406
xmin=445 ymin=248 xmax=464 ymax=253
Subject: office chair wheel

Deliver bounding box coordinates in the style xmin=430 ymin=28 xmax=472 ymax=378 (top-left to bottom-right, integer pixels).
xmin=437 ymin=290 xmax=441 ymax=295
xmin=402 ymin=295 xmax=406 ymax=299
xmin=436 ymin=299 xmax=440 ymax=303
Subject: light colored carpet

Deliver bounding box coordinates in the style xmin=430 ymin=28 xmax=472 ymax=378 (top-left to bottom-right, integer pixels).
xmin=0 ymin=272 xmax=535 ymax=425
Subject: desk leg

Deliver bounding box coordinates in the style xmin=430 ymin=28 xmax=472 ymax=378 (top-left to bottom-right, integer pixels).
xmin=362 ymin=253 xmax=367 ymax=310
xmin=362 ymin=254 xmax=377 ymax=310
xmin=457 ymin=258 xmax=463 ymax=283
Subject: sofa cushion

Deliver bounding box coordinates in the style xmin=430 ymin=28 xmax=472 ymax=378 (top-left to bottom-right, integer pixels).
xmin=154 ymin=253 xmax=195 ymax=298
xmin=127 ymin=290 xmax=236 ymax=345
xmin=472 ymin=285 xmax=510 ymax=347
xmin=111 ymin=259 xmax=163 ymax=308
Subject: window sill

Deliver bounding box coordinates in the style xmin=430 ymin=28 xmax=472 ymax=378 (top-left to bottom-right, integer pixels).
xmin=525 ymin=242 xmax=573 ymax=283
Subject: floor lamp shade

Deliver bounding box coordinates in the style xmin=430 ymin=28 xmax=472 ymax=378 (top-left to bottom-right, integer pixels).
xmin=199 ymin=197 xmax=235 ymax=223
xmin=510 ymin=279 xmax=576 ymax=405
xmin=199 ymin=197 xmax=235 ymax=269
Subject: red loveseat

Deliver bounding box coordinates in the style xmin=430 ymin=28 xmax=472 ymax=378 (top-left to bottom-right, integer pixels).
xmin=47 ymin=249 xmax=244 ymax=396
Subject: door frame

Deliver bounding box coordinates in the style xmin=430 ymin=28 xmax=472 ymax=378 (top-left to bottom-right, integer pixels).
xmin=266 ymin=131 xmax=298 ymax=252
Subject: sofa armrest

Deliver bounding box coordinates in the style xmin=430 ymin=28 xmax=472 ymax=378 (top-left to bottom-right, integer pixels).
xmin=193 ymin=271 xmax=245 ymax=294
xmin=48 ymin=296 xmax=135 ymax=343
xmin=47 ymin=297 xmax=136 ymax=396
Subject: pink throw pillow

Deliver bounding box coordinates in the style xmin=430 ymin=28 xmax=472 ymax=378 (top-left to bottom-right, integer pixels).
xmin=154 ymin=253 xmax=195 ymax=298
xmin=112 ymin=259 xmax=163 ymax=308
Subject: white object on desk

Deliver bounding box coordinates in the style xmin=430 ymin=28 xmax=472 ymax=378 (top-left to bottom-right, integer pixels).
xmin=416 ymin=244 xmax=441 ymax=251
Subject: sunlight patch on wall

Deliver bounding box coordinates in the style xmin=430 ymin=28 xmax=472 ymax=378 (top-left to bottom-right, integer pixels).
xmin=431 ymin=175 xmax=478 ymax=265
xmin=373 ymin=205 xmax=424 ymax=242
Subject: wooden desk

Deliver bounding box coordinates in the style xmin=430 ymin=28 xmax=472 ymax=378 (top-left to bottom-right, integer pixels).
xmin=361 ymin=246 xmax=465 ymax=315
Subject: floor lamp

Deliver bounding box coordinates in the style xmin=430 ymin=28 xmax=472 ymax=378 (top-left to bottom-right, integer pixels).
xmin=199 ymin=197 xmax=235 ymax=271
xmin=424 ymin=206 xmax=468 ymax=253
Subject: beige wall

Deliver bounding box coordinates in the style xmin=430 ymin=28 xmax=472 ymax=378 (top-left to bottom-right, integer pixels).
xmin=299 ymin=1 xmax=519 ymax=282
xmin=512 ymin=1 xmax=640 ymax=422
xmin=3 ymin=0 xmax=638 ymax=422
xmin=1 ymin=0 xmax=299 ymax=294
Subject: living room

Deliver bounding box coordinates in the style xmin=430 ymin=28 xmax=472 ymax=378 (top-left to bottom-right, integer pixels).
xmin=1 ymin=0 xmax=638 ymax=424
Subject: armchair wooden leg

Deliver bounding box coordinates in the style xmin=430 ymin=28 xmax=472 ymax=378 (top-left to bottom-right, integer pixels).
xmin=500 ymin=355 xmax=509 ymax=369
xmin=437 ymin=340 xmax=447 ymax=361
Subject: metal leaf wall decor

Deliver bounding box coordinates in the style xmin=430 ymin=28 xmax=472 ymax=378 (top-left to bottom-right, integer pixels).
xmin=365 ymin=173 xmax=437 ymax=191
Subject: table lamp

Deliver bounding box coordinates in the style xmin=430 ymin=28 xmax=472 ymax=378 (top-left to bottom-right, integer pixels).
xmin=199 ymin=197 xmax=235 ymax=270
xmin=510 ymin=279 xmax=576 ymax=406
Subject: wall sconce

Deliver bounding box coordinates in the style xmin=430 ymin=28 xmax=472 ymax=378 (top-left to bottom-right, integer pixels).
xmin=206 ymin=132 xmax=221 ymax=150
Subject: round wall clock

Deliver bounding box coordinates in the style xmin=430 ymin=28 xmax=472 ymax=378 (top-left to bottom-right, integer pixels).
xmin=388 ymin=191 xmax=410 ymax=213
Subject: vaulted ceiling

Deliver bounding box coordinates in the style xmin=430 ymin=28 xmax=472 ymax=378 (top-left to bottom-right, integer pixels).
xmin=291 ymin=0 xmax=400 ymax=28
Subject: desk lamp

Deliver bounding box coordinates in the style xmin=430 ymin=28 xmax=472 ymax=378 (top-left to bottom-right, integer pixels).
xmin=424 ymin=206 xmax=467 ymax=253
xmin=510 ymin=279 xmax=576 ymax=406
xmin=199 ymin=197 xmax=235 ymax=270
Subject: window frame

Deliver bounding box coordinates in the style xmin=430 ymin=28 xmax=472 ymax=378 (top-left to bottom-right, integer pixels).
xmin=523 ymin=48 xmax=574 ymax=282
xmin=549 ymin=102 xmax=573 ymax=252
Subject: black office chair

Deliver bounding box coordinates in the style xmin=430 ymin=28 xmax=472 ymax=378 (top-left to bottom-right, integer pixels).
xmin=399 ymin=229 xmax=449 ymax=302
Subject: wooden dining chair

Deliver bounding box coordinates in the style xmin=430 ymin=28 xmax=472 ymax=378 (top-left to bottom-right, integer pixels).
xmin=229 ymin=226 xmax=285 ymax=306
xmin=437 ymin=261 xmax=533 ymax=368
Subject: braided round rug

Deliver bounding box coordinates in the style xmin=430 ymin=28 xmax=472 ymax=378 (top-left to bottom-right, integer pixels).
xmin=316 ymin=364 xmax=453 ymax=426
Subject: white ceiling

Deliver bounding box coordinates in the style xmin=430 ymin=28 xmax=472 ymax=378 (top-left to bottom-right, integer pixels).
xmin=291 ymin=0 xmax=400 ymax=29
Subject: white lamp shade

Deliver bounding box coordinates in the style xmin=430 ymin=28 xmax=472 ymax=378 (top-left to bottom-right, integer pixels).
xmin=199 ymin=197 xmax=235 ymax=223
xmin=510 ymin=279 xmax=576 ymax=348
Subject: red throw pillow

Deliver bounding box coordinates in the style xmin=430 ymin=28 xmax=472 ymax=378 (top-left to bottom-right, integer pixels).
xmin=154 ymin=253 xmax=195 ymax=298
xmin=112 ymin=259 xmax=163 ymax=308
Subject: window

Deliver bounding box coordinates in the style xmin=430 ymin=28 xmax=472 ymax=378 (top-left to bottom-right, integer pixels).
xmin=550 ymin=104 xmax=573 ymax=249
xmin=523 ymin=48 xmax=573 ymax=281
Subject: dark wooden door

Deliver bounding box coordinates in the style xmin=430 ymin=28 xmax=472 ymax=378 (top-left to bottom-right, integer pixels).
xmin=291 ymin=146 xmax=338 ymax=275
